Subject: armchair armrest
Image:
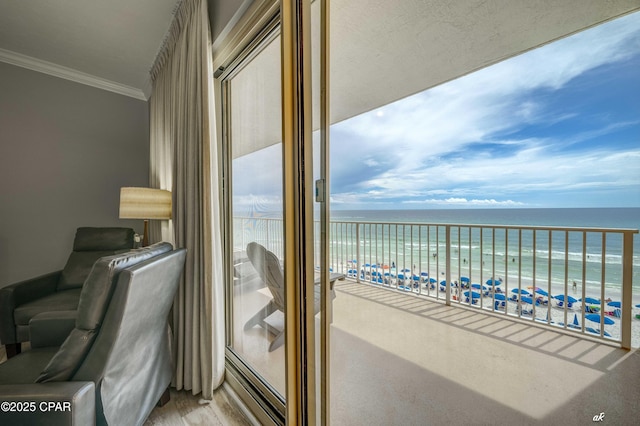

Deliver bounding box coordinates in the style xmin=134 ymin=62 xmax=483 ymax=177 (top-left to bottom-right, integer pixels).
xmin=30 ymin=311 xmax=78 ymax=348
xmin=0 ymin=382 xmax=95 ymax=426
xmin=0 ymin=271 xmax=62 ymax=344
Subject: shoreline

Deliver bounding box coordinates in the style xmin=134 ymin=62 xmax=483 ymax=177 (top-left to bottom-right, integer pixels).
xmin=347 ymin=264 xmax=639 ymax=303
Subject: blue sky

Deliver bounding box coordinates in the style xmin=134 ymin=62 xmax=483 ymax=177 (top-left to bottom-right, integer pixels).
xmin=233 ymin=12 xmax=640 ymax=213
xmin=329 ymin=12 xmax=640 ymax=210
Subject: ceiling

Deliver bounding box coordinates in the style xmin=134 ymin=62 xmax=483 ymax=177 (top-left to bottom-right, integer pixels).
xmin=0 ymin=0 xmax=181 ymax=100
xmin=0 ymin=0 xmax=251 ymax=100
xmin=1 ymin=0 xmax=638 ymax=110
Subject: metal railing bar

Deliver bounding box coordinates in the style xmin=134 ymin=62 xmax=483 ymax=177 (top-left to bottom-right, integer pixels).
xmin=601 ymin=233 xmax=607 ymax=337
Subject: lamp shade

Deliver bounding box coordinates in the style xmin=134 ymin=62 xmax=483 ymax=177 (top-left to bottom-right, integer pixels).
xmin=119 ymin=187 xmax=172 ymax=220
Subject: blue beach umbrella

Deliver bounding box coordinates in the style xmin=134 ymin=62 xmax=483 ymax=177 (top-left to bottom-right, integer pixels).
xmin=534 ymin=288 xmax=549 ymax=296
xmin=521 ymin=296 xmax=534 ymax=305
xmin=554 ymin=294 xmax=578 ymax=304
xmin=581 ymin=297 xmax=601 ymax=305
xmin=464 ymin=291 xmax=481 ymax=299
xmin=460 ymin=277 xmax=470 ymax=283
xmin=511 ymin=288 xmax=530 ymax=295
xmin=471 ymin=283 xmax=487 ymax=290
xmin=585 ymin=314 xmax=615 ymax=325
xmin=493 ymin=293 xmax=506 ymax=301
xmin=420 ymin=272 xmax=429 ymax=277
xmin=440 ymin=280 xmax=448 ymax=286
xmin=429 ymin=277 xmax=437 ymax=283
xmin=486 ymin=279 xmax=501 ymax=286
xmin=607 ymin=301 xmax=621 ymax=308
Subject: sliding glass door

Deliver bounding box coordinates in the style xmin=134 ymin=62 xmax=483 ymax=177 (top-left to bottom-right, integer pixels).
xmin=219 ymin=1 xmax=329 ymax=423
xmin=221 ymin=19 xmax=287 ymax=420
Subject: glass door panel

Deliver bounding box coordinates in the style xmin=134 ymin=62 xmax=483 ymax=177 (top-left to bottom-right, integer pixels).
xmin=223 ymin=27 xmax=286 ymax=398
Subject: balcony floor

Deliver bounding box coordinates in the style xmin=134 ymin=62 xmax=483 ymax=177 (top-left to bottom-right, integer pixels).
xmin=331 ymin=279 xmax=640 ymax=424
xmin=237 ymin=278 xmax=640 ymax=424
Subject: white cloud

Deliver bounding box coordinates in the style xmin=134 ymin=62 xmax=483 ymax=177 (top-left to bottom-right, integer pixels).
xmin=330 ymin=12 xmax=640 ymax=207
xmin=329 ymin=146 xmax=640 ymax=208
xmin=337 ymin=18 xmax=638 ymax=162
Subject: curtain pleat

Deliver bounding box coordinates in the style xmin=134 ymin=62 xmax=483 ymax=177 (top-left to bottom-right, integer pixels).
xmin=148 ymin=0 xmax=225 ymax=399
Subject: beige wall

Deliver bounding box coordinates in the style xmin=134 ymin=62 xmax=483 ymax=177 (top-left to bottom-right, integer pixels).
xmin=0 ymin=62 xmax=149 ymax=287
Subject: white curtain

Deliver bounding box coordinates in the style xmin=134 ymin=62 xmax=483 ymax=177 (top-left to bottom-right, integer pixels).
xmin=148 ymin=0 xmax=225 ymax=399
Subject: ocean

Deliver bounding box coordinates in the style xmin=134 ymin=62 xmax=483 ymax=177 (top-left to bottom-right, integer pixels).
xmin=330 ymin=207 xmax=640 ymax=230
xmin=328 ymin=208 xmax=640 ymax=300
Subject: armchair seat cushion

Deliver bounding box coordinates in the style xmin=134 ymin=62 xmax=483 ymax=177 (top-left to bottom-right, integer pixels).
xmin=0 ymin=347 xmax=59 ymax=384
xmin=13 ymin=289 xmax=81 ymax=326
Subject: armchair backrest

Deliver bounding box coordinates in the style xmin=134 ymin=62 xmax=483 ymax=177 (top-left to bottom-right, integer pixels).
xmin=247 ymin=242 xmax=285 ymax=312
xmin=36 ymin=243 xmax=173 ymax=383
xmin=73 ymin=248 xmax=186 ymax=426
xmin=57 ymin=227 xmax=135 ymax=291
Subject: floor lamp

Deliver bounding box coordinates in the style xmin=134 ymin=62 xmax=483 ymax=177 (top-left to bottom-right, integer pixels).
xmin=119 ymin=187 xmax=172 ymax=246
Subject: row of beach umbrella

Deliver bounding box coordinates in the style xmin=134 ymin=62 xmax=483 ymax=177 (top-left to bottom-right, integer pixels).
xmin=351 ymin=262 xmax=628 ymax=310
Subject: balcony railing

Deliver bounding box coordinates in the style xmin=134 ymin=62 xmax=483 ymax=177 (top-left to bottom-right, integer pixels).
xmin=233 ymin=217 xmax=639 ymax=349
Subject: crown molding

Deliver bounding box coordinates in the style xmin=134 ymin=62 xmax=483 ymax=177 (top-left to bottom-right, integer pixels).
xmin=0 ymin=48 xmax=148 ymax=101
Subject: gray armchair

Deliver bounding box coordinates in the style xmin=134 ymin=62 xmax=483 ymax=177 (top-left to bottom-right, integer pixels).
xmin=0 ymin=242 xmax=186 ymax=425
xmin=0 ymin=227 xmax=134 ymax=358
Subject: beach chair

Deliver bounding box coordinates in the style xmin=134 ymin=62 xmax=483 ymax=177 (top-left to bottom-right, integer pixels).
xmin=584 ymin=305 xmax=598 ymax=313
xmin=397 ymin=273 xmax=406 ymax=286
xmin=412 ymin=275 xmax=421 ymax=288
xmin=244 ymin=242 xmax=337 ymax=352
